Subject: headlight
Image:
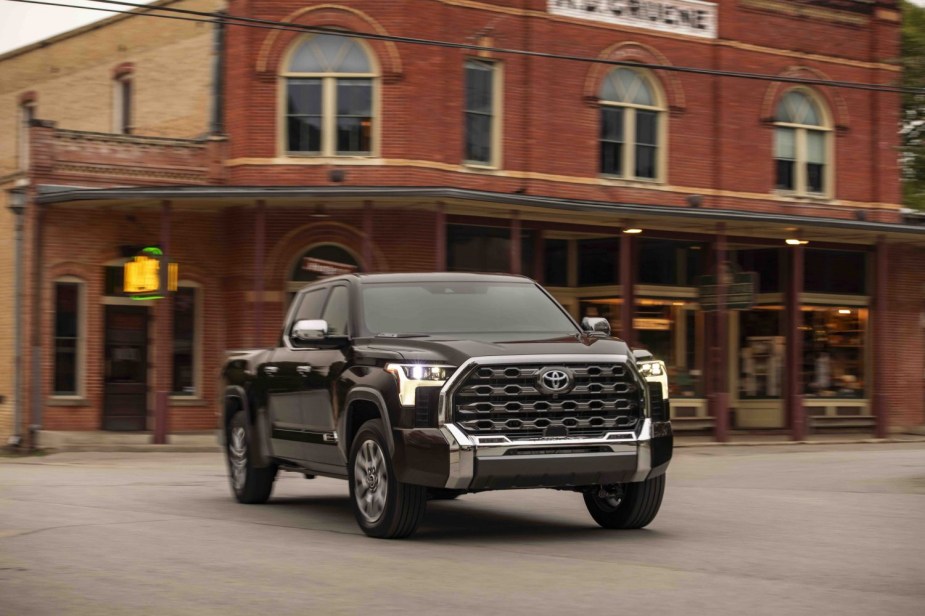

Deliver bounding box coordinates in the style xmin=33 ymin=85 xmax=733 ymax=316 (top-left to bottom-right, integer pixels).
xmin=386 ymin=363 xmax=455 ymax=406
xmin=638 ymin=359 xmax=669 ymax=400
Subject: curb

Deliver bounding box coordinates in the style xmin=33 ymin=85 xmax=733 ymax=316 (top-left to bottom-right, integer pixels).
xmin=674 ymin=437 xmax=925 ymax=448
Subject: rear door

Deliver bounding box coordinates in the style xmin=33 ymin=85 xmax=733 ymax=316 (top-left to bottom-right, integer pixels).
xmin=265 ymin=286 xmax=328 ymax=462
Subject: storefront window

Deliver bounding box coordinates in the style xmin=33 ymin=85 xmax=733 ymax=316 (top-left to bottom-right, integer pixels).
xmin=577 ymin=238 xmax=617 ymax=286
xmin=447 ymin=224 xmax=535 ymax=277
xmin=805 ymin=249 xmax=867 ymax=295
xmin=638 ymin=239 xmax=706 ymax=286
xmin=738 ymin=307 xmax=784 ymax=399
xmin=544 ymin=239 xmax=568 ymax=286
xmin=734 ymin=248 xmax=781 ymax=293
xmin=802 ymin=307 xmax=866 ymax=398
xmin=172 ymin=286 xmax=197 ymax=396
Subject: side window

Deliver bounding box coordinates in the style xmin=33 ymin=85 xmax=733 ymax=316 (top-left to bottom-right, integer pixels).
xmin=294 ymin=288 xmax=328 ymax=322
xmin=322 ymin=286 xmax=350 ymax=335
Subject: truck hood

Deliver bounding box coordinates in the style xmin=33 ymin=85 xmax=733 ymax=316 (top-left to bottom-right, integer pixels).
xmin=358 ymin=334 xmax=633 ymax=366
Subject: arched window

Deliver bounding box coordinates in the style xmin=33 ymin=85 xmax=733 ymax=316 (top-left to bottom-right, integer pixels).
xmin=774 ymin=90 xmax=831 ymax=195
xmin=599 ymin=69 xmax=663 ymax=180
xmin=283 ymin=34 xmax=376 ymax=156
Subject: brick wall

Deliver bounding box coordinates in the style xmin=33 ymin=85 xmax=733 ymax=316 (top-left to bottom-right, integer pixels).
xmin=0 ymin=0 xmax=222 ymax=179
xmin=221 ymin=0 xmax=902 ymax=220
xmin=883 ymin=244 xmax=925 ymax=430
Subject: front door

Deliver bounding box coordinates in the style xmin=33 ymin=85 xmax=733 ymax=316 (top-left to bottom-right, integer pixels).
xmin=103 ymin=306 xmax=149 ymax=431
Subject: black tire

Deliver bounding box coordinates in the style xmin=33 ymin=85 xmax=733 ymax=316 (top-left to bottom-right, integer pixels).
xmin=428 ymin=489 xmax=463 ymax=501
xmin=583 ymin=475 xmax=666 ymax=529
xmin=226 ymin=410 xmax=277 ymax=504
xmin=348 ymin=419 xmax=427 ymax=539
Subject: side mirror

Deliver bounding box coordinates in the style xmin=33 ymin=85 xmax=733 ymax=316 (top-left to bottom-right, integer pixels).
xmin=292 ymin=319 xmax=328 ymax=342
xmin=581 ymin=316 xmax=611 ymax=336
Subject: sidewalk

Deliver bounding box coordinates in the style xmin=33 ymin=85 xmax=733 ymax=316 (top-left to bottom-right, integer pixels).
xmin=19 ymin=428 xmax=925 ymax=453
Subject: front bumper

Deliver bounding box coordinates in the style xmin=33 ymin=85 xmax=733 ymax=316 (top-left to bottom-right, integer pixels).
xmin=392 ymin=419 xmax=672 ymax=491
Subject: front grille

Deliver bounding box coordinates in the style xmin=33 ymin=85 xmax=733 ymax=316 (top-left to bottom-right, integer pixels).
xmin=452 ymin=363 xmax=642 ymax=439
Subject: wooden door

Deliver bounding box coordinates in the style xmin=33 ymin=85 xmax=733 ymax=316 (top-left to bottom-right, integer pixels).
xmin=103 ymin=306 xmax=149 ymax=431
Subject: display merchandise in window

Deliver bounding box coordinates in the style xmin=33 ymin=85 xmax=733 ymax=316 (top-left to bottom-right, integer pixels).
xmin=802 ymin=308 xmax=866 ymax=399
xmin=738 ymin=308 xmax=783 ymax=399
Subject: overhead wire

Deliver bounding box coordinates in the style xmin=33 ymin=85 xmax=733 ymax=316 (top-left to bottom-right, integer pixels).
xmin=2 ymin=0 xmax=920 ymax=95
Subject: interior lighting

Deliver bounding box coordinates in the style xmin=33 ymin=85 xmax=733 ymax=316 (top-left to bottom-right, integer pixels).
xmin=785 ymin=238 xmax=809 ymax=246
xmin=838 ymin=309 xmax=852 ymax=315
xmin=623 ymin=228 xmax=643 ymax=234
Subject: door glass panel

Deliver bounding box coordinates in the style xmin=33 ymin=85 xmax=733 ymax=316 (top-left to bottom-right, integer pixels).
xmin=322 ymin=286 xmax=349 ymax=335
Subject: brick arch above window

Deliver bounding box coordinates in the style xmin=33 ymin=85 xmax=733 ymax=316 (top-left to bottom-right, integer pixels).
xmin=761 ymin=67 xmax=850 ymax=131
xmin=266 ymin=220 xmax=390 ymax=285
xmin=112 ymin=62 xmax=135 ymax=80
xmin=583 ymin=42 xmax=685 ymax=112
xmin=256 ymin=5 xmax=403 ymax=82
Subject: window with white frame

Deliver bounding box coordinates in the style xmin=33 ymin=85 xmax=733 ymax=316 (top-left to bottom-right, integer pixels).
xmin=464 ymin=59 xmax=501 ymax=166
xmin=114 ymin=75 xmax=133 ymax=135
xmin=774 ymin=90 xmax=831 ymax=195
xmin=53 ymin=279 xmax=84 ymax=395
xmin=599 ymin=68 xmax=663 ymax=180
xmin=18 ymin=100 xmax=36 ymax=170
xmin=283 ymin=34 xmax=376 ymax=155
xmin=172 ymin=284 xmax=199 ymax=396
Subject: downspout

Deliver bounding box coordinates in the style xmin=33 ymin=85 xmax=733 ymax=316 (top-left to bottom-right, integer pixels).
xmin=210 ymin=11 xmax=226 ymax=135
xmin=29 ymin=187 xmax=44 ymax=447
xmin=7 ymin=188 xmax=26 ymax=447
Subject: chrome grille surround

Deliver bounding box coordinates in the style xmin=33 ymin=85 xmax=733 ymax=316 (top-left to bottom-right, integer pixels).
xmin=446 ymin=355 xmax=645 ymax=440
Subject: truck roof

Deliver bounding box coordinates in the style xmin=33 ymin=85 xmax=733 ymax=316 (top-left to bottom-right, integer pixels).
xmin=306 ymin=272 xmax=535 ymax=286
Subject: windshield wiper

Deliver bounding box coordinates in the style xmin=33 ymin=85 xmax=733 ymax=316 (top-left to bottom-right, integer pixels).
xmin=375 ymin=333 xmax=432 ymax=338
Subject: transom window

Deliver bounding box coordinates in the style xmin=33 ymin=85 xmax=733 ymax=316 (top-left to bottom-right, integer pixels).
xmin=283 ymin=34 xmax=376 ymax=156
xmin=774 ymin=90 xmax=831 ymax=195
xmin=599 ymin=69 xmax=663 ymax=180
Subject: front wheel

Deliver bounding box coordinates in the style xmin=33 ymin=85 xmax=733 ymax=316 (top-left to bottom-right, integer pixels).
xmin=583 ymin=475 xmax=666 ymax=529
xmin=226 ymin=410 xmax=277 ymax=504
xmin=348 ymin=419 xmax=427 ymax=539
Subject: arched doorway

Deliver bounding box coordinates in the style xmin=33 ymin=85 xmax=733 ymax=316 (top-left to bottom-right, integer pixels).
xmin=286 ymin=243 xmax=362 ymax=306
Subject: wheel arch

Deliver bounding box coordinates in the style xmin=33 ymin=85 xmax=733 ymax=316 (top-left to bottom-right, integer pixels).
xmin=340 ymin=387 xmax=395 ymax=459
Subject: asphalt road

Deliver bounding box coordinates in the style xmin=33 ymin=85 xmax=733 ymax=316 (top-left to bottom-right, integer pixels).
xmin=1 ymin=443 xmax=923 ymax=616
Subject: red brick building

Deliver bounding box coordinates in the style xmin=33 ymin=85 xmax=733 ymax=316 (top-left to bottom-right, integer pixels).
xmin=4 ymin=0 xmax=924 ymax=445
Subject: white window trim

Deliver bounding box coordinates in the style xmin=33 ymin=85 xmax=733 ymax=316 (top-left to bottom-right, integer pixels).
xmin=773 ymin=89 xmax=834 ymax=199
xmin=278 ymin=36 xmax=380 ymax=158
xmin=170 ymin=281 xmax=203 ymax=400
xmin=599 ymin=69 xmax=667 ymax=183
xmin=463 ymin=59 xmax=504 ymax=170
xmin=51 ymin=276 xmax=86 ymax=400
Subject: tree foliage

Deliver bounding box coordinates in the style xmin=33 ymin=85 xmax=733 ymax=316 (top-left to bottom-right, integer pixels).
xmin=902 ymin=1 xmax=925 ymax=209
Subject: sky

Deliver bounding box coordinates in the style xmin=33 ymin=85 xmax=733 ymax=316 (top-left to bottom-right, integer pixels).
xmin=1 ymin=0 xmax=925 ymax=56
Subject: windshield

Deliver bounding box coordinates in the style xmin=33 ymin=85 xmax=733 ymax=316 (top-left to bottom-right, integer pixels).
xmin=361 ymin=281 xmax=579 ymax=336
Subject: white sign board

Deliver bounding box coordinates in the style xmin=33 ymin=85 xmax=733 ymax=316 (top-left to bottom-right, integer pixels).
xmin=549 ymin=0 xmax=718 ymax=39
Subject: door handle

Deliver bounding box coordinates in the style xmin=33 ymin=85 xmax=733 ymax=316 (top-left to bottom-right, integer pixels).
xmin=296 ymin=365 xmax=313 ymax=377
xmin=263 ymin=366 xmax=279 ymax=377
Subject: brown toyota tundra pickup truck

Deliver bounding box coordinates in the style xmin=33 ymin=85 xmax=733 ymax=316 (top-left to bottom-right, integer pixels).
xmin=221 ymin=273 xmax=672 ymax=538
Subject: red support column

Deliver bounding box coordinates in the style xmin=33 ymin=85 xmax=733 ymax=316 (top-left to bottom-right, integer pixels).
xmin=786 ymin=244 xmax=806 ymax=441
xmin=873 ymin=237 xmax=889 ymax=438
xmin=435 ymin=204 xmax=446 ymax=271
xmin=533 ymin=230 xmax=545 ymax=284
xmin=620 ymin=233 xmax=636 ymax=347
xmin=712 ymin=224 xmax=729 ymax=442
xmin=153 ymin=200 xmax=172 ymax=445
xmin=363 ymin=201 xmax=374 ymax=272
xmin=510 ymin=212 xmax=521 ymax=275
xmin=253 ymin=200 xmax=266 ymax=348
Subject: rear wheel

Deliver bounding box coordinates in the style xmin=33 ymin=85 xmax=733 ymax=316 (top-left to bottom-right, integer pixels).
xmin=226 ymin=410 xmax=277 ymax=504
xmin=349 ymin=419 xmax=427 ymax=538
xmin=583 ymin=475 xmax=665 ymax=529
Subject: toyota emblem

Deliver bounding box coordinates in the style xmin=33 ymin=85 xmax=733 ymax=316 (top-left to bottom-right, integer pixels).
xmin=537 ymin=367 xmax=574 ymax=395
